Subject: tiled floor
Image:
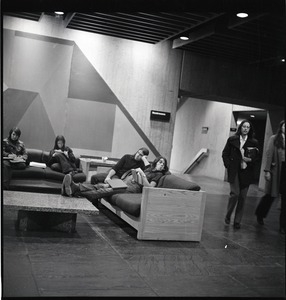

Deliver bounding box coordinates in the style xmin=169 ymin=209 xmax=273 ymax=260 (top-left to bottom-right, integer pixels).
xmin=2 ymin=175 xmax=285 ymax=297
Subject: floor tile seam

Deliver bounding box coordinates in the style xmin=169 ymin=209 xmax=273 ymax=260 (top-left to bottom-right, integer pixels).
xmin=26 ymin=252 xmax=42 ymax=296
xmin=82 ymin=215 xmax=161 ymax=296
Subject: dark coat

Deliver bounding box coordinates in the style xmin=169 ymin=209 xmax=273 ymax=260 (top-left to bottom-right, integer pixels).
xmin=264 ymin=135 xmax=283 ymax=197
xmin=222 ymin=135 xmax=259 ymax=187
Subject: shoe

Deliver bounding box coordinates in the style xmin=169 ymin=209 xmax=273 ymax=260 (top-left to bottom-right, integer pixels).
xmin=63 ymin=174 xmax=73 ymax=197
xmin=257 ymin=216 xmax=264 ymax=225
xmin=225 ymin=217 xmax=230 ymax=225
xmin=233 ymin=223 xmax=241 ymax=229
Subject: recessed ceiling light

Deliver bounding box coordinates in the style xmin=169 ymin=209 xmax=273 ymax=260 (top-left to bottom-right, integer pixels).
xmin=54 ymin=11 xmax=64 ymax=15
xmin=180 ymin=36 xmax=189 ymax=41
xmin=250 ymin=115 xmax=255 ymax=118
xmin=281 ymin=58 xmax=285 ymax=62
xmin=236 ymin=13 xmax=248 ymax=18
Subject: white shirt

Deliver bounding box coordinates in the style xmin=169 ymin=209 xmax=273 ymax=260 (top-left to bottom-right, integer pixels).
xmin=240 ymin=135 xmax=248 ymax=169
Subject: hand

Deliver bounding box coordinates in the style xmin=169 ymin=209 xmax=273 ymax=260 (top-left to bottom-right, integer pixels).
xmin=264 ymin=172 xmax=271 ymax=181
xmin=141 ymin=155 xmax=150 ymax=166
xmin=243 ymin=156 xmax=252 ymax=163
xmin=8 ymin=154 xmax=17 ymax=159
xmin=104 ymin=176 xmax=111 ymax=184
xmin=63 ymin=151 xmax=68 ymax=157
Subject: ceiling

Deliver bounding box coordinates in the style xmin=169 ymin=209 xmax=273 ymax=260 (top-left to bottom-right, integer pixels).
xmin=3 ymin=11 xmax=286 ymax=67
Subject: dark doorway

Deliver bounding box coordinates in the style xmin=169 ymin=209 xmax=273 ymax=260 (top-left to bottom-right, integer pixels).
xmin=233 ymin=110 xmax=267 ymax=183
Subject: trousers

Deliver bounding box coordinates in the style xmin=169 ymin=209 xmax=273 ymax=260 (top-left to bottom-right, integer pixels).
xmin=3 ymin=160 xmax=26 ymax=189
xmin=226 ymin=173 xmax=249 ymax=224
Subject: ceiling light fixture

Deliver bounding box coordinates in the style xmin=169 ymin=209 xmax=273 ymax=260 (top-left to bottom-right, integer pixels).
xmin=281 ymin=58 xmax=285 ymax=62
xmin=250 ymin=115 xmax=255 ymax=118
xmin=236 ymin=12 xmax=248 ymax=18
xmin=54 ymin=11 xmax=64 ymax=15
xmin=180 ymin=36 xmax=189 ymax=41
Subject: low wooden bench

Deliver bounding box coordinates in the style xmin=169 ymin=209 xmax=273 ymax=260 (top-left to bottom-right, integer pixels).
xmin=3 ymin=190 xmax=99 ymax=233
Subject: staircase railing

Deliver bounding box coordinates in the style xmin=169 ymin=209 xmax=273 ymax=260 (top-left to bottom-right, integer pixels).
xmin=183 ymin=148 xmax=209 ymax=174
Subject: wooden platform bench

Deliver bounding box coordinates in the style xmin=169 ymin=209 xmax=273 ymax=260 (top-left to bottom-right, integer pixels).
xmin=99 ymin=175 xmax=206 ymax=241
xmin=3 ymin=190 xmax=99 ymax=233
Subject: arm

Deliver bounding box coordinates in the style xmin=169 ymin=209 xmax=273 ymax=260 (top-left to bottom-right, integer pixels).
xmin=3 ymin=139 xmax=11 ymax=157
xmin=104 ymin=169 xmax=116 ymax=183
xmin=135 ymin=168 xmax=157 ymax=187
xmin=222 ymin=139 xmax=231 ymax=168
xmin=19 ymin=142 xmax=28 ymax=161
xmin=66 ymin=147 xmax=76 ymax=162
xmin=264 ymin=136 xmax=275 ymax=181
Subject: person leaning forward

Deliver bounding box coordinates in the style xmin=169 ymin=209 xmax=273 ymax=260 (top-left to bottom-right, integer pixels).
xmin=90 ymin=147 xmax=150 ymax=184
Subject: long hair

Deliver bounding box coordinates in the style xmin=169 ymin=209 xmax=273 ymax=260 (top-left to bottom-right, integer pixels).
xmin=53 ymin=135 xmax=66 ymax=150
xmin=274 ymin=120 xmax=285 ymax=149
xmin=8 ymin=127 xmax=21 ymax=141
xmin=151 ymin=156 xmax=169 ymax=174
xmin=235 ymin=119 xmax=255 ymax=139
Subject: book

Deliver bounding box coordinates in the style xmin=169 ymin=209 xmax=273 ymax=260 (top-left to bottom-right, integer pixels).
xmin=131 ymin=169 xmax=144 ymax=185
xmin=106 ymin=178 xmax=127 ymax=190
xmin=245 ymin=147 xmax=258 ymax=159
xmin=29 ymin=161 xmax=47 ymax=168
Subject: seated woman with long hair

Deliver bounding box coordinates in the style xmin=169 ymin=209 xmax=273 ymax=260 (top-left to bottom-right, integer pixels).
xmin=61 ymin=156 xmax=168 ymax=201
xmin=47 ymin=135 xmax=79 ymax=174
xmin=3 ymin=127 xmax=28 ymax=189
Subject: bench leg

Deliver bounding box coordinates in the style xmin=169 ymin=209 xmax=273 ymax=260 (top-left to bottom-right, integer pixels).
xmin=17 ymin=211 xmax=77 ymax=233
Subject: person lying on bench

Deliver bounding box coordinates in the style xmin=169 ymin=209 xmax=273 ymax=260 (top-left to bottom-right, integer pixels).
xmin=61 ymin=156 xmax=168 ymax=201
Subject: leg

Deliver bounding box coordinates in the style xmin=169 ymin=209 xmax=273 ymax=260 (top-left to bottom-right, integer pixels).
xmin=90 ymin=173 xmax=119 ymax=184
xmin=90 ymin=172 xmax=108 ymax=184
xmin=279 ymin=193 xmax=286 ymax=233
xmin=233 ymin=185 xmax=249 ymax=227
xmin=53 ymin=153 xmax=76 ymax=174
xmin=3 ymin=160 xmax=12 ymax=189
xmin=255 ymin=194 xmax=275 ymax=224
xmin=62 ymin=174 xmax=81 ymax=197
xmin=279 ymin=161 xmax=285 ymax=233
xmin=225 ymin=174 xmax=240 ymax=223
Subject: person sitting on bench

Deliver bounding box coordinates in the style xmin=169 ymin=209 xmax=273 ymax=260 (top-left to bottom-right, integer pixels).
xmin=47 ymin=135 xmax=81 ymax=175
xmin=90 ymin=147 xmax=150 ymax=185
xmin=3 ymin=127 xmax=28 ymax=189
xmin=61 ymin=156 xmax=168 ymax=202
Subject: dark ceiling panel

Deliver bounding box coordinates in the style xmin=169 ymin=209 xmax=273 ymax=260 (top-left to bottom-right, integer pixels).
xmin=3 ymin=12 xmax=42 ymax=21
xmin=3 ymin=11 xmax=285 ymax=66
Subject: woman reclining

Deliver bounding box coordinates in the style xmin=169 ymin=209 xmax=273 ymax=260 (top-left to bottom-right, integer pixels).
xmin=61 ymin=156 xmax=168 ymax=201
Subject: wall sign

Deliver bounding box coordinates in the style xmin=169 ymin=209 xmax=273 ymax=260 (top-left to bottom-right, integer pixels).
xmin=150 ymin=110 xmax=171 ymax=122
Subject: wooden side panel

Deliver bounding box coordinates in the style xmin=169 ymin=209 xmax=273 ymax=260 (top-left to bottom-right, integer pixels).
xmin=100 ymin=198 xmax=140 ymax=231
xmin=138 ymin=187 xmax=206 ymax=241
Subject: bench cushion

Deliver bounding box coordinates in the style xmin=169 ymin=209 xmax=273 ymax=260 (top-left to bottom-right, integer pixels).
xmin=158 ymin=174 xmax=201 ymax=191
xmin=27 ymin=149 xmax=44 ymax=163
xmin=110 ymin=193 xmax=142 ymax=217
xmin=11 ymin=166 xmax=45 ymax=179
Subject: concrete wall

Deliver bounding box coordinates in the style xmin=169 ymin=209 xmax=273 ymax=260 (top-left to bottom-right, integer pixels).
xmin=3 ymin=15 xmax=182 ymax=161
xmin=170 ymin=97 xmax=233 ymax=179
xmin=170 ymin=97 xmax=267 ymax=181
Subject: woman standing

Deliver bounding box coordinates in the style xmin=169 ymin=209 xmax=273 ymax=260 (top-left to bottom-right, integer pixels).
xmin=255 ymin=120 xmax=285 ymax=233
xmin=47 ymin=135 xmax=78 ymax=174
xmin=3 ymin=127 xmax=28 ymax=189
xmin=222 ymin=120 xmax=259 ymax=229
